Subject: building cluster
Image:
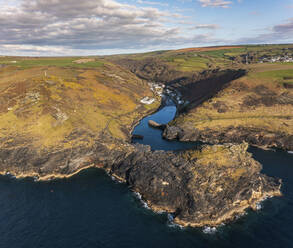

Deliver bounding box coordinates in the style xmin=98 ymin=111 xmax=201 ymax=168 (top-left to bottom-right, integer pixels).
xmin=140 ymin=82 xmax=164 ymax=105
xmin=259 ymin=55 xmax=293 ymax=63
xmin=148 ymin=82 xmax=164 ymax=96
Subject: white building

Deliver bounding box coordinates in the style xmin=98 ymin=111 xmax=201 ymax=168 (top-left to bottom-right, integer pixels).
xmin=140 ymin=97 xmax=155 ymax=105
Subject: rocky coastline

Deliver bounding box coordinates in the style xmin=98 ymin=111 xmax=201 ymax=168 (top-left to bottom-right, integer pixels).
xmin=0 ymin=63 xmax=284 ymax=228
xmin=0 ymin=128 xmax=282 ymax=228
xmin=163 ymin=125 xmax=293 ymax=151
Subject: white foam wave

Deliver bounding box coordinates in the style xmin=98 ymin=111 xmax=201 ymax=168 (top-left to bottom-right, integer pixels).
xmin=134 ymin=192 xmax=142 ymax=200
xmin=203 ymin=226 xmax=217 ymax=234
xmin=256 ymin=202 xmax=262 ymax=210
xmin=142 ymin=201 xmax=150 ymax=209
xmin=167 ymin=214 xmax=184 ymax=229
xmin=168 ymin=223 xmax=184 ymax=229
xmin=288 ymin=151 xmax=293 ymax=154
xmin=167 ymin=213 xmax=174 ymax=222
xmin=133 ymin=192 xmax=150 ymax=209
xmin=5 ymin=172 xmax=16 ymax=179
xmin=109 ymin=174 xmax=122 ymax=184
xmin=235 ymin=211 xmax=247 ymax=220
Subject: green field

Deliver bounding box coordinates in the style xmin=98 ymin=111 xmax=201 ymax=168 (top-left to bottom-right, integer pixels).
xmin=0 ymin=57 xmax=104 ymax=69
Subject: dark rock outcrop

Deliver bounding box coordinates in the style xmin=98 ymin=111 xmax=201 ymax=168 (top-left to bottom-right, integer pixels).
xmin=163 ymin=125 xmax=293 ymax=151
xmin=100 ymin=142 xmax=281 ymax=227
xmin=163 ymin=126 xmax=200 ymax=142
xmin=165 ymin=69 xmax=246 ymax=112
xmin=132 ymin=134 xmax=144 ymax=140
xmin=109 ymin=58 xmax=185 ymax=82
xmin=0 ymin=137 xmax=282 ymax=227
xmin=148 ymin=120 xmax=166 ymax=130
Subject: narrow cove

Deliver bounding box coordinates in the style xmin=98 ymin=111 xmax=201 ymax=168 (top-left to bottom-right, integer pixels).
xmin=0 ymin=96 xmax=292 ymax=248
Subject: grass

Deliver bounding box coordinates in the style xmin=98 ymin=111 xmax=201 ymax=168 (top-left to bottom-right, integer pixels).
xmin=248 ymin=66 xmax=293 ymax=86
xmin=163 ymin=54 xmax=210 ymax=71
xmin=0 ymin=59 xmax=159 ymax=149
xmin=184 ymin=144 xmax=250 ymax=176
xmin=171 ymin=62 xmax=293 ymax=136
xmin=109 ymin=44 xmax=293 ymax=73
xmin=0 ymin=57 xmax=104 ymax=69
xmin=253 ymin=69 xmax=293 ymax=80
xmin=1 ymin=45 xmax=293 ymax=150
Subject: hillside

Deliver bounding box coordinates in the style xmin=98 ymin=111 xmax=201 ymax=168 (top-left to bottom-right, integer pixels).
xmin=0 ymin=57 xmax=160 ymax=178
xmin=109 ymin=44 xmax=293 ymax=79
xmin=163 ymin=62 xmax=293 ymax=151
xmin=0 ymin=46 xmax=289 ymax=227
xmin=108 ymin=44 xmax=293 ymax=151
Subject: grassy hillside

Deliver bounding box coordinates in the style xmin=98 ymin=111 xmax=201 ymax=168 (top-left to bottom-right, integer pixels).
xmin=109 ymin=44 xmax=293 ymax=74
xmin=0 ymin=58 xmax=160 ymax=151
xmin=1 ymin=44 xmax=293 ymax=153
xmin=0 ymin=57 xmax=104 ymax=69
xmin=168 ymin=62 xmax=293 ymax=148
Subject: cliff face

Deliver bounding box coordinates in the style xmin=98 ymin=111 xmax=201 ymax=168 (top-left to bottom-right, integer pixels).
xmin=163 ymin=125 xmax=293 ymax=151
xmin=104 ymin=142 xmax=281 ymax=227
xmin=0 ymin=134 xmax=281 ymax=227
xmin=163 ymin=64 xmax=293 ymax=151
xmin=110 ymin=57 xmax=186 ymax=82
xmin=164 ymin=69 xmax=246 ymax=112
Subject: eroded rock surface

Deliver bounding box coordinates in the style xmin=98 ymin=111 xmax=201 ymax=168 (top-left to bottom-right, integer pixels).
xmin=0 ymin=136 xmax=281 ymax=227
xmin=104 ymin=142 xmax=281 ymax=227
xmin=163 ymin=125 xmax=293 ymax=151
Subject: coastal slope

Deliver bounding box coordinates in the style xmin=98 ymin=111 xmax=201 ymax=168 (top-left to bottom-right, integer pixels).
xmin=0 ymin=57 xmax=160 ymax=178
xmin=99 ymin=142 xmax=281 ymax=227
xmin=0 ymin=50 xmax=285 ymax=227
xmin=163 ymin=63 xmax=293 ymax=151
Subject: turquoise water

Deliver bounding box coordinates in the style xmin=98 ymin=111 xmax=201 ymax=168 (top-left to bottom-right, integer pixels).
xmin=0 ymin=98 xmax=293 ymax=248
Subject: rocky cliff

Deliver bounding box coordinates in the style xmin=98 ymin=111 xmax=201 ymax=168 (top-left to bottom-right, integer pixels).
xmin=0 ymin=55 xmax=284 ymax=228
xmin=163 ymin=64 xmax=293 ymax=151
xmin=0 ymin=134 xmax=282 ymax=227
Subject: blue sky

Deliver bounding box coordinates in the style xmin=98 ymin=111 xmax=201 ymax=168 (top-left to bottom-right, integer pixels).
xmin=0 ymin=0 xmax=292 ymax=55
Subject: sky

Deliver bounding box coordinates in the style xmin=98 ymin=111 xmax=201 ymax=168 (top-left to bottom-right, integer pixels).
xmin=0 ymin=0 xmax=293 ymax=56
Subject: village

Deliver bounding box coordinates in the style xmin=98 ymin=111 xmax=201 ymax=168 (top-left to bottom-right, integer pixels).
xmin=140 ymin=82 xmax=188 ymax=108
xmin=140 ymin=82 xmax=164 ymax=105
xmin=259 ymin=55 xmax=293 ymax=63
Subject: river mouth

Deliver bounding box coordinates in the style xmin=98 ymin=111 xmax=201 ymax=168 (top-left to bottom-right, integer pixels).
xmin=1 ymin=97 xmax=293 ymax=247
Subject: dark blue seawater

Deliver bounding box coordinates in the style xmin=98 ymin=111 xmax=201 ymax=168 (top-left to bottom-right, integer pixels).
xmin=1 ymin=98 xmax=293 ymax=248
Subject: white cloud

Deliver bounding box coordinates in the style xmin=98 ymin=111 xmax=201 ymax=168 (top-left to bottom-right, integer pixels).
xmin=237 ymin=18 xmax=293 ymax=44
xmin=198 ymin=0 xmax=233 ymax=8
xmin=0 ymin=0 xmax=221 ymax=55
xmin=136 ymin=0 xmax=168 ymax=7
xmin=193 ymin=24 xmax=220 ymax=29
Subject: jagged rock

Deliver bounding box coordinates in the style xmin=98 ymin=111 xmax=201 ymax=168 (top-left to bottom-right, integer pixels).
xmin=164 ymin=125 xmax=293 ymax=151
xmin=132 ymin=134 xmax=144 ymax=140
xmin=162 ymin=126 xmax=182 ymax=140
xmin=148 ymin=120 xmax=166 ymax=130
xmin=163 ymin=125 xmax=200 ymax=142
xmin=102 ymin=143 xmax=281 ymax=227
xmin=0 ymin=138 xmax=281 ymax=227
